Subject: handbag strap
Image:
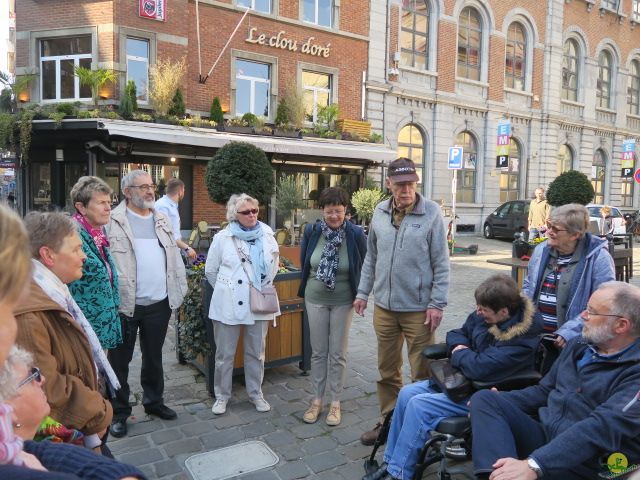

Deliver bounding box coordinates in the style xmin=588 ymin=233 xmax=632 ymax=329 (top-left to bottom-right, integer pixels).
xmin=232 ymin=237 xmax=257 ymax=288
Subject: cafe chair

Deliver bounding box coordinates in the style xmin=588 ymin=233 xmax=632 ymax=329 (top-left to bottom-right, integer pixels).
xmin=274 ymin=228 xmax=290 ymax=246
xmin=197 ymin=220 xmax=213 ymax=249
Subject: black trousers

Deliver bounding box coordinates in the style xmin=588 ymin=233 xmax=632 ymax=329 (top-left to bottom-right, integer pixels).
xmin=108 ymin=298 xmax=171 ymax=420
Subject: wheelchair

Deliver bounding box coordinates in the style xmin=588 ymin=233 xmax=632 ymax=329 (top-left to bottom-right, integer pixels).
xmin=363 ymin=334 xmax=558 ymax=480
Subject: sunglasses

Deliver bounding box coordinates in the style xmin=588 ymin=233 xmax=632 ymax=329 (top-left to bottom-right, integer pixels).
xmin=17 ymin=367 xmax=42 ymax=389
xmin=238 ymin=208 xmax=259 ymax=216
xmin=545 ymin=221 xmax=568 ymax=234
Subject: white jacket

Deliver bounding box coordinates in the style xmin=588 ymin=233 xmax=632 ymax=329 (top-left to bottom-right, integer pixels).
xmin=205 ymin=222 xmax=280 ymax=325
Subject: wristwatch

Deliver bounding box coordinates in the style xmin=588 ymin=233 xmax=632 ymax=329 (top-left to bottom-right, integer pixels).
xmin=527 ymin=457 xmax=542 ymax=478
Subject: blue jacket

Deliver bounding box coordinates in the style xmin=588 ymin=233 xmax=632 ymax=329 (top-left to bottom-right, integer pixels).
xmin=523 ymin=233 xmax=615 ymax=341
xmin=498 ymin=337 xmax=640 ymax=477
xmin=298 ymin=221 xmax=367 ymax=299
xmin=447 ymin=296 xmax=543 ymax=382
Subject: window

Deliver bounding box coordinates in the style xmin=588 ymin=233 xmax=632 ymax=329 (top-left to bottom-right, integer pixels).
xmin=303 ymin=71 xmax=331 ymax=123
xmin=455 ymin=131 xmax=477 ymax=203
xmin=303 ymin=0 xmax=333 ymax=28
xmin=400 ymin=0 xmax=429 ymax=69
xmin=505 ymin=22 xmax=526 ymax=91
xmin=557 ymin=144 xmax=573 ymax=176
xmin=562 ymin=39 xmax=579 ymax=101
xmin=235 ymin=59 xmax=270 ymax=117
xmin=622 ymin=171 xmax=634 ymax=208
xmin=601 ymin=0 xmax=618 ymax=9
xmin=457 ymin=7 xmax=482 ymax=81
xmin=237 ymin=0 xmax=271 ymax=14
xmin=597 ymin=51 xmax=613 ymax=109
xmin=628 ymin=60 xmax=640 ymax=115
xmin=634 ymin=0 xmax=640 ymax=21
xmin=126 ymin=38 xmax=149 ymax=104
xmin=397 ymin=124 xmax=424 ymax=190
xmin=592 ymin=149 xmax=606 ymax=204
xmin=40 ymin=36 xmax=91 ymax=101
xmin=500 ymin=139 xmax=520 ymax=202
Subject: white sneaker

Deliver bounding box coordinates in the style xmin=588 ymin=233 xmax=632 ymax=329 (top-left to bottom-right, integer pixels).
xmin=251 ymin=396 xmax=271 ymax=412
xmin=212 ymin=399 xmax=227 ymax=415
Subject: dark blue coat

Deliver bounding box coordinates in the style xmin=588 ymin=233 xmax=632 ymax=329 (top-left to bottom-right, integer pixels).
xmin=446 ymin=296 xmax=543 ymax=382
xmin=297 ymin=221 xmax=367 ymax=299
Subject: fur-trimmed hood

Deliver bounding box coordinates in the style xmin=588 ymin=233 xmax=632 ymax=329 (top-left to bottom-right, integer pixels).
xmin=488 ymin=294 xmax=536 ymax=342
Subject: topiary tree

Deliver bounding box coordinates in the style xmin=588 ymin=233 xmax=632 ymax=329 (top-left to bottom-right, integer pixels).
xmin=275 ymin=97 xmax=289 ymax=128
xmin=119 ymin=90 xmax=133 ymax=119
xmin=168 ymin=88 xmax=186 ymax=117
xmin=351 ymin=187 xmax=387 ymax=226
xmin=206 ymin=141 xmax=274 ymax=206
xmin=210 ymin=96 xmax=224 ymax=124
xmin=125 ymin=80 xmax=138 ymax=111
xmin=546 ymin=170 xmax=595 ymax=206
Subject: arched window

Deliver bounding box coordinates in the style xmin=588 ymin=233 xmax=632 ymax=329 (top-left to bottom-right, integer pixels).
xmin=597 ymin=51 xmax=613 ymax=109
xmin=397 ymin=124 xmax=424 ymax=190
xmin=400 ymin=0 xmax=429 ymax=69
xmin=562 ymin=39 xmax=579 ymax=101
xmin=505 ymin=22 xmax=526 ymax=91
xmin=592 ymin=149 xmax=606 ymax=204
xmin=500 ymin=139 xmax=520 ymax=202
xmin=557 ymin=144 xmax=573 ymax=176
xmin=457 ymin=7 xmax=482 ymax=81
xmin=628 ymin=59 xmax=640 ymax=115
xmin=454 ymin=131 xmax=477 ymax=202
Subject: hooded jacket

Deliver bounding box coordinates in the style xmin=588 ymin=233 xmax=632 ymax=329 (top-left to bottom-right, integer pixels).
xmin=447 ymin=295 xmax=544 ymax=382
xmin=14 ymin=280 xmax=113 ymax=436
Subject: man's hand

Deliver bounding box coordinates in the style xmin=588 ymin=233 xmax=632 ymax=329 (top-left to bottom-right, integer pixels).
xmin=185 ymin=247 xmax=197 ymax=260
xmin=554 ymin=335 xmax=567 ymax=349
xmin=490 ymin=458 xmax=537 ymax=480
xmin=424 ymin=308 xmax=443 ymax=332
xmin=353 ymin=298 xmax=367 ymax=316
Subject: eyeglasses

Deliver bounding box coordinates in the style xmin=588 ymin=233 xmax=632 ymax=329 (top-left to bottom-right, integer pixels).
xmin=17 ymin=367 xmax=42 ymax=389
xmin=129 ymin=184 xmax=157 ymax=192
xmin=324 ymin=209 xmax=346 ymax=217
xmin=584 ymin=309 xmax=625 ymax=319
xmin=545 ymin=222 xmax=568 ymax=234
xmin=238 ymin=208 xmax=259 ymax=216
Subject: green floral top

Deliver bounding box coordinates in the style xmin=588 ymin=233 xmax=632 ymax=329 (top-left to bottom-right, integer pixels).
xmin=69 ymin=227 xmax=122 ymax=349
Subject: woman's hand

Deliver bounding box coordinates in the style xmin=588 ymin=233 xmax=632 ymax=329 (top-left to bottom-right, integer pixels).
xmin=19 ymin=451 xmax=47 ymax=471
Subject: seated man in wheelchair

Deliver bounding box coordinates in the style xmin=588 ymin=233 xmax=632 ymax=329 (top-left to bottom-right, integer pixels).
xmin=364 ymin=274 xmax=543 ymax=480
xmin=470 ymin=281 xmax=640 ymax=480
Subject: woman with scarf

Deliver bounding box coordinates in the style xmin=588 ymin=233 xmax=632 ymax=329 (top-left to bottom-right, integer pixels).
xmin=68 ymin=176 xmax=121 ymax=351
xmin=14 ymin=212 xmax=119 ymax=454
xmin=298 ymin=187 xmax=367 ymax=426
xmin=205 ymin=193 xmax=280 ymax=416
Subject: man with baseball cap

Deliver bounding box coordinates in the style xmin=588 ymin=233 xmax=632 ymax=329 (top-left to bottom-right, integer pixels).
xmin=354 ymin=157 xmax=449 ymax=445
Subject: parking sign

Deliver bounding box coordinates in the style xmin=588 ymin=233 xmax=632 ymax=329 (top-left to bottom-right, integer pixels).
xmin=448 ymin=146 xmax=463 ymax=170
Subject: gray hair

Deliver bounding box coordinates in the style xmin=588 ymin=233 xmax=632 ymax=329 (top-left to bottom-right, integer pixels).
xmin=598 ymin=281 xmax=640 ymax=336
xmin=549 ymin=203 xmax=589 ymax=235
xmin=226 ymin=193 xmax=259 ymax=222
xmin=121 ymin=170 xmax=152 ymax=191
xmin=24 ymin=211 xmax=78 ymax=258
xmin=0 ymin=346 xmax=33 ymax=402
xmin=70 ymin=176 xmax=113 ymax=209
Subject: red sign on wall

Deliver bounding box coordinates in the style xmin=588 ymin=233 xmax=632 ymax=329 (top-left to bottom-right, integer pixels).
xmin=139 ymin=0 xmax=166 ymax=21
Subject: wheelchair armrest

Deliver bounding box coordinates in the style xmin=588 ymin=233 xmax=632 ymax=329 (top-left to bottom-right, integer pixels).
xmin=422 ymin=343 xmax=449 ymax=359
xmin=472 ymin=371 xmax=542 ymax=392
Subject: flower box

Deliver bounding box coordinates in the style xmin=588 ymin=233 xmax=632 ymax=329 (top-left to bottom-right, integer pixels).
xmin=336 ymin=119 xmax=371 ymax=137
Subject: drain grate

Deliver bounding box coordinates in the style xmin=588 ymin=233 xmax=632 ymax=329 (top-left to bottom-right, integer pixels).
xmin=185 ymin=440 xmax=279 ymax=480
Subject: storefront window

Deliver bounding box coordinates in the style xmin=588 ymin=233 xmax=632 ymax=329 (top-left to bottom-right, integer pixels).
xmin=621 ymin=178 xmax=634 ymax=208
xmin=455 ymin=131 xmax=477 ymax=203
xmin=397 ymin=124 xmax=424 ymax=191
xmin=31 ymin=163 xmax=52 ymax=209
xmin=499 ymin=139 xmax=520 ymax=202
xmin=235 ymin=59 xmax=271 ymax=117
xmin=592 ymin=149 xmax=606 ymax=204
xmin=126 ymin=37 xmax=149 ymax=103
xmin=303 ymin=71 xmax=331 ymax=123
xmin=40 ymin=36 xmax=92 ymax=101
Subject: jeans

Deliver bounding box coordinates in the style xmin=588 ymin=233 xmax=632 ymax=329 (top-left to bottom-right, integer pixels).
xmin=383 ymin=380 xmax=469 ymax=480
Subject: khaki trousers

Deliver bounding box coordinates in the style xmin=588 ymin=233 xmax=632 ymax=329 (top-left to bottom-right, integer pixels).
xmin=373 ymin=305 xmax=434 ymax=415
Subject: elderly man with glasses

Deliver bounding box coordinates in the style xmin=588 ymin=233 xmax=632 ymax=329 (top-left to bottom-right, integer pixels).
xmin=105 ymin=170 xmax=187 ymax=438
xmin=470 ymin=281 xmax=640 ymax=480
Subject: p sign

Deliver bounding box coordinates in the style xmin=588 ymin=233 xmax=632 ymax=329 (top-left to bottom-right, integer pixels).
xmin=448 ymin=146 xmax=464 ymax=170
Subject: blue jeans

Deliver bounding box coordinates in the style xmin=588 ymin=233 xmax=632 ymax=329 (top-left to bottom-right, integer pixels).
xmin=383 ymin=380 xmax=470 ymax=480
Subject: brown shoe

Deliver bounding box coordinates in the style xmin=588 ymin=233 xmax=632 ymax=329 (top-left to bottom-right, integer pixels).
xmin=360 ymin=422 xmax=383 ymax=446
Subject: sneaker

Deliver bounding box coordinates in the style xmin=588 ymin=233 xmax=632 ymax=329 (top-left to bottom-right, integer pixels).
xmin=212 ymin=399 xmax=227 ymax=415
xmin=302 ymin=401 xmax=322 ymax=424
xmin=360 ymin=422 xmax=383 ymax=446
xmin=325 ymin=402 xmax=341 ymax=426
xmin=251 ymin=396 xmax=271 ymax=412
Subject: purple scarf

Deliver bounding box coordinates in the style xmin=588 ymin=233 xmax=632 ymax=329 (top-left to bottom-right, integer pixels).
xmin=73 ymin=213 xmax=112 ymax=282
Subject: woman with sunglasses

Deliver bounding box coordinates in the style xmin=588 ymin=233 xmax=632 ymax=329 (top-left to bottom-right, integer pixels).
xmin=0 ymin=346 xmax=144 ymax=479
xmin=205 ymin=193 xmax=280 ymax=415
xmin=523 ymin=203 xmax=615 ymax=348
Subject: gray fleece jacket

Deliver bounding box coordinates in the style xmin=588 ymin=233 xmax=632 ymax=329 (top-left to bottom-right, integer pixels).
xmin=356 ymin=193 xmax=449 ymax=311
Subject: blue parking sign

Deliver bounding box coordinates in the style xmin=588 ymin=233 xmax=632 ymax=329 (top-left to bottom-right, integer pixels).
xmin=448 ymin=146 xmax=463 ymax=169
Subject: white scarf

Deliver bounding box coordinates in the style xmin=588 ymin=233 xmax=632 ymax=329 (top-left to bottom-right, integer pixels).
xmin=31 ymin=260 xmax=120 ymax=395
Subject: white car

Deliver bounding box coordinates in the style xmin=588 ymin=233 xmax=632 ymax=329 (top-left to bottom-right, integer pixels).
xmin=586 ymin=204 xmax=626 ymax=235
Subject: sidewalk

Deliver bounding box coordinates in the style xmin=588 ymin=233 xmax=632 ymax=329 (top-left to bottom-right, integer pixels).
xmin=110 ymin=235 xmax=640 ymax=479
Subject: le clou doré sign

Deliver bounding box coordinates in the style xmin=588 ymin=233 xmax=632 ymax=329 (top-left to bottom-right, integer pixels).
xmin=245 ymin=27 xmax=331 ymax=58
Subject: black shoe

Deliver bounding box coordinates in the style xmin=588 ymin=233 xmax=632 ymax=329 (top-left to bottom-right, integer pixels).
xmin=362 ymin=463 xmax=388 ymax=480
xmin=109 ymin=419 xmax=127 ymax=438
xmin=144 ymin=404 xmax=177 ymax=420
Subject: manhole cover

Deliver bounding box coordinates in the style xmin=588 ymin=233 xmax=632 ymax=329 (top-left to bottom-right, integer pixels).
xmin=185 ymin=440 xmax=279 ymax=480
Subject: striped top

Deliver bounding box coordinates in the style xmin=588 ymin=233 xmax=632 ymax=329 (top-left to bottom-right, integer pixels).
xmin=537 ymin=254 xmax=573 ymax=332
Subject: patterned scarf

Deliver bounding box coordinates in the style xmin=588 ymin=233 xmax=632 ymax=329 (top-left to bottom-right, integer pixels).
xmin=229 ymin=221 xmax=269 ymax=291
xmin=35 ymin=416 xmax=84 ymax=445
xmin=0 ymin=403 xmax=23 ymax=465
xmin=315 ymin=219 xmax=346 ymax=291
xmin=31 ymin=260 xmax=120 ymax=395
xmin=72 ymin=213 xmax=113 ymax=283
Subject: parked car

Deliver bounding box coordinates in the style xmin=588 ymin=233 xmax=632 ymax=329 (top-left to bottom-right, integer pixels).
xmin=586 ymin=204 xmax=626 ymax=235
xmin=483 ymin=200 xmax=529 ymax=239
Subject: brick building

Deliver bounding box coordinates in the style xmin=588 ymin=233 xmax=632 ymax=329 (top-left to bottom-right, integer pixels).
xmin=367 ymin=0 xmax=640 ymax=232
xmin=14 ymin=0 xmax=394 ymax=225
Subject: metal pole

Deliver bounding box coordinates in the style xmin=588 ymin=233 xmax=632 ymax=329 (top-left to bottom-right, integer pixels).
xmin=451 ymin=171 xmax=457 ymax=256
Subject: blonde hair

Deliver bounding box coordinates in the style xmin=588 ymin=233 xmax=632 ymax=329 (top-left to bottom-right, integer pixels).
xmin=600 ymin=205 xmax=612 ymax=216
xmin=0 ymin=205 xmax=31 ymax=304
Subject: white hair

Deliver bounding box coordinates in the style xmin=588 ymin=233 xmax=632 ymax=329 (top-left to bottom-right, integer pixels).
xmin=0 ymin=346 xmax=33 ymax=401
xmin=226 ymin=193 xmax=259 ymax=222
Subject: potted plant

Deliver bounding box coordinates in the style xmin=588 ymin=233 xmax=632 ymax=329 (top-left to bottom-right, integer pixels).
xmin=273 ymin=97 xmax=301 ymax=138
xmin=73 ymin=66 xmax=118 ymax=110
xmin=222 ymin=113 xmax=257 ymax=134
xmin=168 ymin=88 xmax=186 ymax=118
xmin=177 ymin=255 xmax=212 ymax=361
xmin=210 ymin=96 xmax=224 ymax=125
xmin=351 ymin=187 xmax=387 ymax=227
xmin=276 ymin=174 xmax=307 ymax=245
xmin=149 ymin=58 xmax=186 ymax=120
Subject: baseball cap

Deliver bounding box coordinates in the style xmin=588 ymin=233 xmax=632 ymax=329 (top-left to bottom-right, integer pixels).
xmin=387 ymin=157 xmax=419 ymax=182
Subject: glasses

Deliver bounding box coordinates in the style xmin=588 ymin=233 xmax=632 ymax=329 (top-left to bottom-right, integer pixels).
xmin=129 ymin=184 xmax=157 ymax=192
xmin=238 ymin=208 xmax=259 ymax=216
xmin=324 ymin=209 xmax=346 ymax=217
xmin=545 ymin=222 xmax=568 ymax=234
xmin=17 ymin=367 xmax=42 ymax=389
xmin=584 ymin=309 xmax=625 ymax=320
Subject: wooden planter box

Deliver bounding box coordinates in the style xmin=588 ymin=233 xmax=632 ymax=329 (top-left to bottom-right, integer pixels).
xmin=336 ymin=119 xmax=371 ymax=137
